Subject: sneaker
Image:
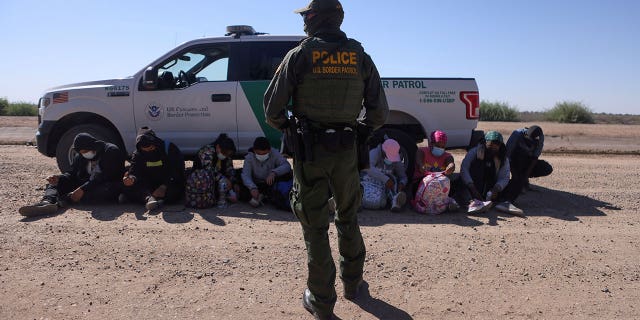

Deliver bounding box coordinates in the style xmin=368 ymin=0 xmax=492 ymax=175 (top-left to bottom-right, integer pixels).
xmin=391 ymin=191 xmax=407 ymax=212
xmin=249 ymin=197 xmax=261 ymax=208
xmin=495 ymin=201 xmax=524 ymax=216
xmin=145 ymin=196 xmax=163 ymax=211
xmin=118 ymin=193 xmax=127 ymax=204
xmin=467 ymin=199 xmax=492 ymax=214
xmin=19 ymin=199 xmax=58 ymax=217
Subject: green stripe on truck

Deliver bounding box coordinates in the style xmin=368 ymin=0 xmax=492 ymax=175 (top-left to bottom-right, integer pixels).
xmin=240 ymin=81 xmax=283 ymax=149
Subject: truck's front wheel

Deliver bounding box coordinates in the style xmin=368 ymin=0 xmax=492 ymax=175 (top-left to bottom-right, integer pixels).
xmin=55 ymin=124 xmax=120 ymax=172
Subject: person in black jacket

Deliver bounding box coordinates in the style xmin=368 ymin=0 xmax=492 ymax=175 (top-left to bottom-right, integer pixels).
xmin=19 ymin=133 xmax=126 ymax=217
xmin=121 ymin=127 xmax=185 ymax=210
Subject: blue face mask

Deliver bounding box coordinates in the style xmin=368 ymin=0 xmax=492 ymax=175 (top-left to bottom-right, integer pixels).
xmin=383 ymin=159 xmax=393 ymax=166
xmin=431 ymin=147 xmax=445 ymax=157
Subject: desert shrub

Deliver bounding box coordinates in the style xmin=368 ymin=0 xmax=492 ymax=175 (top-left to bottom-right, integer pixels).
xmin=544 ymin=101 xmax=594 ymax=124
xmin=0 ymin=97 xmax=8 ymax=116
xmin=480 ymin=101 xmax=520 ymax=121
xmin=6 ymin=102 xmax=38 ymax=116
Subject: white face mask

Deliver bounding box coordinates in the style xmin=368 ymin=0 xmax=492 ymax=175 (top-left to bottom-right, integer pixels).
xmin=81 ymin=151 xmax=96 ymax=160
xmin=255 ymin=153 xmax=270 ymax=162
xmin=217 ymin=152 xmax=227 ymax=160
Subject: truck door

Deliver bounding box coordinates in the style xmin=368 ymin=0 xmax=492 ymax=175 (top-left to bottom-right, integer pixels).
xmin=133 ymin=43 xmax=237 ymax=155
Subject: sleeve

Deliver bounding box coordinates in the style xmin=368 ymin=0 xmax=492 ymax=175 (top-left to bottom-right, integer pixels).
xmin=505 ymin=130 xmax=521 ymax=158
xmin=533 ymin=133 xmax=544 ymax=158
xmin=393 ymin=162 xmax=408 ymax=186
xmin=80 ymin=146 xmax=125 ymax=192
xmin=361 ymin=53 xmax=389 ymax=130
xmin=241 ymin=155 xmax=258 ymax=190
xmin=271 ymin=150 xmax=292 ymax=176
xmin=460 ymin=147 xmax=477 ymax=185
xmin=264 ymin=48 xmax=300 ymax=130
xmin=364 ymin=146 xmax=390 ymax=183
xmin=494 ymin=159 xmax=511 ymax=191
xmin=128 ymin=151 xmax=141 ymax=178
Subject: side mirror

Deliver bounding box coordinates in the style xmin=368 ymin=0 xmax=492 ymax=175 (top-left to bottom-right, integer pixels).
xmin=142 ymin=67 xmax=158 ymax=90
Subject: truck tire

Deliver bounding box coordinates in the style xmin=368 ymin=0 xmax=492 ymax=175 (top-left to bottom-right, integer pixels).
xmin=372 ymin=128 xmax=417 ymax=181
xmin=55 ymin=124 xmax=120 ymax=172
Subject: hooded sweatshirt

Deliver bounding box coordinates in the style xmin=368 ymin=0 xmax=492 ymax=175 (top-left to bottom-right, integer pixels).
xmin=66 ymin=133 xmax=125 ymax=192
xmin=241 ymin=149 xmax=291 ymax=190
xmin=128 ymin=127 xmax=185 ymax=188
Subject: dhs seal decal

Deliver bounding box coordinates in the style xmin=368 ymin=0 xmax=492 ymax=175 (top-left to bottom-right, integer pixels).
xmin=146 ymin=103 xmax=164 ymax=121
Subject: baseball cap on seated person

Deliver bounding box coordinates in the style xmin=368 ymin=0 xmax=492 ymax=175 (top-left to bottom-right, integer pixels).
xmin=294 ymin=0 xmax=343 ymax=14
xmin=484 ymin=131 xmax=503 ymax=143
xmin=382 ymin=139 xmax=401 ymax=162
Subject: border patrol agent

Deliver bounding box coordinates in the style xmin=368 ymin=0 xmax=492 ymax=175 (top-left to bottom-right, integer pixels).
xmin=264 ymin=1 xmax=388 ymax=318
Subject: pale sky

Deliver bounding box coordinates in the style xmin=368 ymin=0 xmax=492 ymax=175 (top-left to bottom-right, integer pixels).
xmin=1 ymin=0 xmax=638 ymax=114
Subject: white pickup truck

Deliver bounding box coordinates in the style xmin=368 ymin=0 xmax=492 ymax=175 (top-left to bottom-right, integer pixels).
xmin=36 ymin=25 xmax=481 ymax=172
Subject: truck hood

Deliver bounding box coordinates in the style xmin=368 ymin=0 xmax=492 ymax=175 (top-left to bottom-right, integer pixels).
xmin=45 ymin=77 xmax=134 ymax=93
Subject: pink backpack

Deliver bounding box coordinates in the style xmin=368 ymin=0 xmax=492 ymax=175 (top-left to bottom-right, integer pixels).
xmin=413 ymin=172 xmax=450 ymax=214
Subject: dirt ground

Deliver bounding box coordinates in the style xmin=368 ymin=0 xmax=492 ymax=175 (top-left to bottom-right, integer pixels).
xmin=1 ymin=119 xmax=640 ymax=319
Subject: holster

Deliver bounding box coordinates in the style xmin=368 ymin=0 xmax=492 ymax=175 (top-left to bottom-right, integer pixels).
xmin=283 ymin=115 xmax=313 ymax=163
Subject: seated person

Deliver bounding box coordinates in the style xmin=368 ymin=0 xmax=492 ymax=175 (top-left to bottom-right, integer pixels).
xmin=460 ymin=131 xmax=523 ymax=216
xmin=239 ymin=137 xmax=292 ymax=208
xmin=121 ymin=127 xmax=185 ymax=210
xmin=506 ymin=125 xmax=553 ymax=193
xmin=412 ymin=130 xmax=456 ymax=194
xmin=19 ymin=133 xmax=125 ymax=217
xmin=361 ymin=138 xmax=408 ymax=212
xmin=193 ymin=133 xmax=238 ymax=208
xmin=411 ymin=130 xmax=459 ymax=213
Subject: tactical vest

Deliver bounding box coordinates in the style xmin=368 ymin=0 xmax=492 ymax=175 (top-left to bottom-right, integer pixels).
xmin=294 ymin=38 xmax=366 ymax=126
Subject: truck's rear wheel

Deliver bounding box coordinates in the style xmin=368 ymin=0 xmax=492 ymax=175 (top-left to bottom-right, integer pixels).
xmin=55 ymin=124 xmax=120 ymax=172
xmin=371 ymin=128 xmax=417 ymax=181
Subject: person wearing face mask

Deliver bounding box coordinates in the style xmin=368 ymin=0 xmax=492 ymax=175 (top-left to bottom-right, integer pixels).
xmin=193 ymin=133 xmax=238 ymax=208
xmin=413 ymin=130 xmax=455 ymax=191
xmin=362 ymin=138 xmax=408 ymax=212
xmin=505 ymin=125 xmax=553 ymax=194
xmin=410 ymin=130 xmax=460 ymax=213
xmin=120 ymin=127 xmax=185 ymax=210
xmin=460 ymin=131 xmax=524 ymax=215
xmin=264 ymin=0 xmax=388 ymax=317
xmin=239 ymin=137 xmax=292 ymax=208
xmin=19 ymin=133 xmax=125 ymax=217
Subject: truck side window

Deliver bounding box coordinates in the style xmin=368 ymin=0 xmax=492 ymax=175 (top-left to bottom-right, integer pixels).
xmin=155 ymin=44 xmax=230 ymax=89
xmin=247 ymin=41 xmax=297 ymax=81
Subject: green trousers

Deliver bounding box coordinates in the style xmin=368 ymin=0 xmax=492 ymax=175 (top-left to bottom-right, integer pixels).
xmin=291 ymin=144 xmax=366 ymax=316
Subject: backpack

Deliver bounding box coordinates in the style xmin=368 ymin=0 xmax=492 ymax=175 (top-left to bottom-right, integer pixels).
xmin=361 ymin=174 xmax=387 ymax=209
xmin=270 ymin=180 xmax=293 ymax=211
xmin=185 ymin=169 xmax=216 ymax=208
xmin=197 ymin=144 xmax=217 ymax=171
xmin=413 ymin=172 xmax=450 ymax=214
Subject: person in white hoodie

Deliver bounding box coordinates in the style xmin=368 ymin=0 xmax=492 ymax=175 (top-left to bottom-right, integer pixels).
xmin=240 ymin=137 xmax=292 ymax=208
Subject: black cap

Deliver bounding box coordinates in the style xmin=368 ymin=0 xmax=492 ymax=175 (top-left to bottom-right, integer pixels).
xmin=294 ymin=0 xmax=342 ymax=14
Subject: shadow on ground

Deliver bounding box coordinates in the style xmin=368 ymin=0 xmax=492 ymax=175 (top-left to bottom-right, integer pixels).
xmin=20 ymin=184 xmax=619 ymax=228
